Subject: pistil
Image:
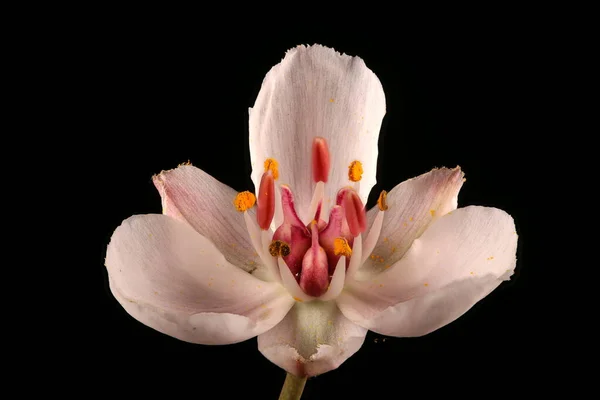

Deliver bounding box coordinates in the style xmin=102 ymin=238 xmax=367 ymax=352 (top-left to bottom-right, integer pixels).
xmin=299 ymin=222 xmax=329 ymax=297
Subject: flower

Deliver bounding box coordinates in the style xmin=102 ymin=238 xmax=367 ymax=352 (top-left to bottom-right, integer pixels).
xmin=105 ymin=44 xmax=518 ymax=378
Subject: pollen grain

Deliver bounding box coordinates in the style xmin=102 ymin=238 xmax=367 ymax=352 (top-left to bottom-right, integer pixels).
xmin=233 ymin=191 xmax=256 ymax=212
xmin=269 ymin=240 xmax=291 ymax=257
xmin=333 ymin=237 xmax=352 ymax=257
xmin=264 ymin=158 xmax=279 ymax=180
xmin=377 ymin=190 xmax=388 ymax=211
xmin=348 ymin=160 xmax=363 ymax=182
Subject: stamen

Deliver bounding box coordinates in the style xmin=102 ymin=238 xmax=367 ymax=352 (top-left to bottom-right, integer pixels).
xmin=361 ymin=211 xmax=385 ymax=266
xmin=343 ymin=190 xmax=367 ymax=236
xmin=277 ymin=258 xmax=315 ymax=303
xmin=233 ymin=191 xmax=256 ymax=212
xmin=263 ymin=158 xmax=279 ymax=180
xmin=314 ymin=200 xmax=323 ymax=222
xmin=333 ymin=237 xmax=352 ymax=257
xmin=269 ymin=240 xmax=291 ymax=257
xmin=346 ymin=233 xmax=363 ymax=280
xmin=257 ymin=171 xmax=275 ymax=230
xmin=312 ymin=137 xmax=331 ymax=183
xmin=243 ymin=212 xmax=280 ymax=283
xmin=307 ymin=181 xmax=325 ymax=225
xmin=319 ymin=256 xmax=346 ymax=301
xmin=348 ymin=160 xmax=363 ymax=182
xmin=377 ymin=190 xmax=388 ymax=211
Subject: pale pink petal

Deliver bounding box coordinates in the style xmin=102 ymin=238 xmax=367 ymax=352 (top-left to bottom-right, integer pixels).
xmin=360 ymin=167 xmax=465 ymax=277
xmin=258 ymin=301 xmax=367 ymax=377
xmin=153 ymin=165 xmax=260 ymax=273
xmin=106 ymin=214 xmax=294 ymax=344
xmin=361 ymin=211 xmax=383 ymax=265
xmin=356 ymin=274 xmax=505 ymax=337
xmin=249 ymin=44 xmax=386 ymax=223
xmin=338 ymin=206 xmax=517 ymax=336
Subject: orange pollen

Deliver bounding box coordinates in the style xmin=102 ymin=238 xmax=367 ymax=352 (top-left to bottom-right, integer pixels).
xmin=348 ymin=160 xmax=363 ymax=182
xmin=377 ymin=190 xmax=388 ymax=211
xmin=233 ymin=191 xmax=256 ymax=212
xmin=264 ymin=158 xmax=279 ymax=180
xmin=333 ymin=237 xmax=352 ymax=257
xmin=268 ymin=240 xmax=291 ymax=257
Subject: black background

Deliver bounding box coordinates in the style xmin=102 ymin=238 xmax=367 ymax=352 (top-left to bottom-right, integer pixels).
xmin=86 ymin=15 xmax=553 ymax=399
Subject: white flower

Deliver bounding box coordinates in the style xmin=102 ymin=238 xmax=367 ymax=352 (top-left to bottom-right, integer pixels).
xmin=105 ymin=44 xmax=518 ymax=377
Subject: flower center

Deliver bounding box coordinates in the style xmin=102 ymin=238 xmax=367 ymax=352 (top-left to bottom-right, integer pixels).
xmin=257 ymin=137 xmax=367 ymax=297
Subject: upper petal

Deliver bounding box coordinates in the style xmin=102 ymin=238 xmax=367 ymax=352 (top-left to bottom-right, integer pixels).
xmin=258 ymin=301 xmax=367 ymax=377
xmin=153 ymin=165 xmax=260 ymax=273
xmin=249 ymin=44 xmax=386 ymax=222
xmin=106 ymin=214 xmax=294 ymax=344
xmin=360 ymin=167 xmax=464 ymax=278
xmin=338 ymin=206 xmax=518 ymax=336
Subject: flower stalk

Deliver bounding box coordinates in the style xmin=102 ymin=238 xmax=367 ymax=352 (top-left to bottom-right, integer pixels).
xmin=279 ymin=373 xmax=307 ymax=400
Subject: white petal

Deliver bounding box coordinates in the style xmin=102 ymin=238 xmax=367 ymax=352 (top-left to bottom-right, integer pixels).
xmin=106 ymin=214 xmax=294 ymax=344
xmin=258 ymin=301 xmax=367 ymax=377
xmin=360 ymin=274 xmax=505 ymax=337
xmin=249 ymin=44 xmax=386 ymax=222
xmin=153 ymin=165 xmax=261 ymax=273
xmin=338 ymin=206 xmax=518 ymax=336
xmin=360 ymin=167 xmax=465 ymax=278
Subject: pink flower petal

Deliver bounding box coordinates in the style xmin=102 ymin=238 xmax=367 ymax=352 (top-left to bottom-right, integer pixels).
xmin=338 ymin=206 xmax=517 ymax=337
xmin=153 ymin=165 xmax=260 ymax=273
xmin=249 ymin=44 xmax=386 ymax=223
xmin=106 ymin=214 xmax=294 ymax=344
xmin=258 ymin=301 xmax=367 ymax=377
xmin=361 ymin=167 xmax=465 ymax=277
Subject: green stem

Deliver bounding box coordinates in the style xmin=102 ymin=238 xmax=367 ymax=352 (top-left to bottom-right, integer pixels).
xmin=278 ymin=373 xmax=307 ymax=400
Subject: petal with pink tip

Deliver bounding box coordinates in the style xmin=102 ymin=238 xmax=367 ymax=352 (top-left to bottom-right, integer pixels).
xmin=258 ymin=301 xmax=367 ymax=377
xmin=361 ymin=167 xmax=465 ymax=277
xmin=338 ymin=206 xmax=518 ymax=337
xmin=153 ymin=165 xmax=260 ymax=273
xmin=249 ymin=44 xmax=386 ymax=223
xmin=106 ymin=214 xmax=294 ymax=344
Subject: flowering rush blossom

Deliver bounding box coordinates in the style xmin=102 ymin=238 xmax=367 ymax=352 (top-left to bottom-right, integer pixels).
xmin=106 ymin=44 xmax=518 ymax=379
